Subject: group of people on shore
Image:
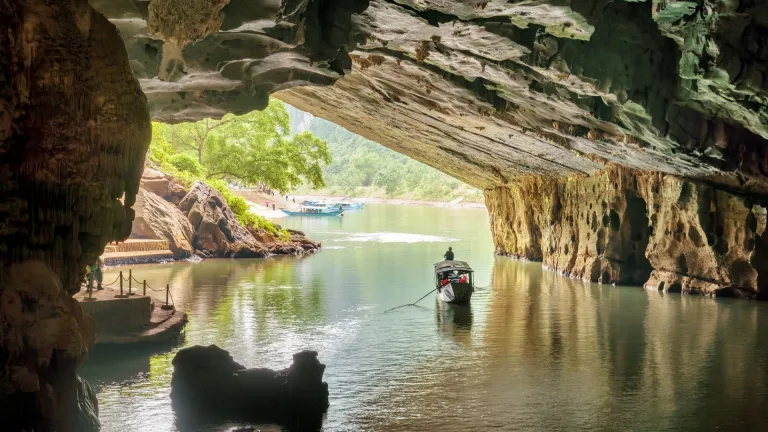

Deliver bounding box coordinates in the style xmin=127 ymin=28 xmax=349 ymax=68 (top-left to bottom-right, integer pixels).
xmin=264 ymin=195 xmax=297 ymax=211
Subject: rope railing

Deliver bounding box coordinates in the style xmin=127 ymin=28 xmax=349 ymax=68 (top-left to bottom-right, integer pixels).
xmin=84 ymin=268 xmax=176 ymax=308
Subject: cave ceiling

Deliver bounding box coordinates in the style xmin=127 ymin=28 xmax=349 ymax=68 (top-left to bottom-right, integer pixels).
xmin=90 ymin=0 xmax=768 ymax=193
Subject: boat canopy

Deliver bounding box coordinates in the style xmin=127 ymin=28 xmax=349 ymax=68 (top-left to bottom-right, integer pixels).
xmin=301 ymin=205 xmax=329 ymax=210
xmin=434 ymin=260 xmax=473 ymax=273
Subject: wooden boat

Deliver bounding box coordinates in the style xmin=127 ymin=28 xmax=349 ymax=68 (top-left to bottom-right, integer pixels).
xmin=281 ymin=205 xmax=345 ymax=216
xmin=334 ymin=201 xmax=365 ymax=210
xmin=434 ymin=260 xmax=475 ymax=304
xmin=301 ymin=200 xmax=326 ymax=207
xmin=300 ymin=199 xmax=364 ymax=210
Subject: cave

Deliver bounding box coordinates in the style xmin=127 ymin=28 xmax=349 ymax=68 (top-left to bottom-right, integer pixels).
xmin=2 ymin=0 xmax=768 ymax=430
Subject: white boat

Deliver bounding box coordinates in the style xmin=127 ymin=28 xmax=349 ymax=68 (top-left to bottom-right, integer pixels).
xmin=282 ymin=205 xmax=345 ymax=216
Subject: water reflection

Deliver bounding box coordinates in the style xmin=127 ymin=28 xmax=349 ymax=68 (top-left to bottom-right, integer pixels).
xmin=435 ymin=302 xmax=473 ymax=348
xmin=84 ymin=204 xmax=768 ymax=432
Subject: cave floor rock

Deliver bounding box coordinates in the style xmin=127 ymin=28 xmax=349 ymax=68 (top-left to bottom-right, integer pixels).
xmin=78 ymin=288 xmax=187 ymax=346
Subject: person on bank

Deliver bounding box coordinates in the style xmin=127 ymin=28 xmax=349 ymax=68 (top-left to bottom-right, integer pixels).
xmin=444 ymin=247 xmax=454 ymax=261
xmin=86 ymin=256 xmax=104 ymax=291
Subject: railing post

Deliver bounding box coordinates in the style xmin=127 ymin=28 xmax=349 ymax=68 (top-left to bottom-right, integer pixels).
xmin=119 ymin=271 xmax=124 ymax=296
xmin=88 ymin=277 xmax=92 ymax=300
xmin=143 ymin=280 xmax=147 ymax=296
xmin=128 ymin=269 xmax=132 ymax=295
xmin=165 ymin=284 xmax=170 ymax=305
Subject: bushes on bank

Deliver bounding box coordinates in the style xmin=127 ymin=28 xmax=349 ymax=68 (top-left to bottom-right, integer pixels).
xmin=168 ymin=153 xmax=205 ymax=177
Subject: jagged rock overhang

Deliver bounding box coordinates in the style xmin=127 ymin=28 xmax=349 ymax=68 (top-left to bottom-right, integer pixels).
xmin=91 ymin=0 xmax=768 ymax=196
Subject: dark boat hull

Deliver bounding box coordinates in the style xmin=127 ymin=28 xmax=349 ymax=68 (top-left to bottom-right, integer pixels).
xmin=437 ymin=282 xmax=474 ymax=304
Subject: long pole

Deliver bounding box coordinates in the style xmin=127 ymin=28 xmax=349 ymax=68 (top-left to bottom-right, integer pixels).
xmin=411 ymin=287 xmax=438 ymax=305
xmin=383 ymin=287 xmax=438 ymax=313
xmin=165 ymin=284 xmax=169 ymax=305
xmin=143 ymin=280 xmax=146 ymax=296
xmin=119 ymin=271 xmax=123 ymax=296
xmin=128 ymin=269 xmax=132 ymax=295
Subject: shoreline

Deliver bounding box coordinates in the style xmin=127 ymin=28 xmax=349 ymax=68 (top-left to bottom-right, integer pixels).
xmin=290 ymin=195 xmax=486 ymax=209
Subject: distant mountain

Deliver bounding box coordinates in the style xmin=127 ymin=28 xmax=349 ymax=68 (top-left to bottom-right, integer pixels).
xmin=284 ymin=102 xmax=482 ymax=202
xmin=287 ymin=104 xmax=314 ymax=135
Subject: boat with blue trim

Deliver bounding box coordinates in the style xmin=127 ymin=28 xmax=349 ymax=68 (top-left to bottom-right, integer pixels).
xmin=281 ymin=205 xmax=345 ymax=216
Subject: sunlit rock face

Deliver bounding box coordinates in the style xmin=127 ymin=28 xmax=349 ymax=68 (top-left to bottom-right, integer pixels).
xmin=92 ymin=0 xmax=768 ymax=292
xmin=276 ymin=0 xmax=768 ymax=193
xmin=0 ymin=0 xmax=150 ymax=430
xmin=486 ymin=165 xmax=768 ymax=298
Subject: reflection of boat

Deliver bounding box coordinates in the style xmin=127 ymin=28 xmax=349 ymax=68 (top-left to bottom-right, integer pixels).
xmin=434 ymin=260 xmax=475 ymax=304
xmin=282 ymin=205 xmax=344 ymax=216
xmin=436 ymin=302 xmax=473 ymax=347
xmin=437 ymin=302 xmax=473 ymax=326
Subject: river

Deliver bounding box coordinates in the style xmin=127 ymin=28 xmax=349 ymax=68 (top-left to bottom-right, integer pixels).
xmin=83 ymin=203 xmax=768 ymax=431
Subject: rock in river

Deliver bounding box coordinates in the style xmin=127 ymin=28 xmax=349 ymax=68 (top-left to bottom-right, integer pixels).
xmin=170 ymin=345 xmax=328 ymax=429
xmin=178 ymin=181 xmax=268 ymax=258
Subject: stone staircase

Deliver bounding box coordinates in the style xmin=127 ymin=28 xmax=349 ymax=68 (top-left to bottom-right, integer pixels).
xmin=103 ymin=239 xmax=175 ymax=266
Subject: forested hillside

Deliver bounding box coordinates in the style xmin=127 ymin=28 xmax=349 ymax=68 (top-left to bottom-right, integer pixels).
xmin=287 ymin=105 xmax=482 ymax=202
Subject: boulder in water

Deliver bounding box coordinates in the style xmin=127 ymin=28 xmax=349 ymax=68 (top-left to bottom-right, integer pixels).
xmin=178 ymin=182 xmax=268 ymax=258
xmin=170 ymin=345 xmax=328 ymax=428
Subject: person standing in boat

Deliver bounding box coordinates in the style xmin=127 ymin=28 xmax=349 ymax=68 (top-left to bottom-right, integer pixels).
xmin=444 ymin=247 xmax=454 ymax=261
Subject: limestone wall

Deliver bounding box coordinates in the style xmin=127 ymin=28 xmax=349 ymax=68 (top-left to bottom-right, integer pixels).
xmin=485 ymin=166 xmax=768 ymax=298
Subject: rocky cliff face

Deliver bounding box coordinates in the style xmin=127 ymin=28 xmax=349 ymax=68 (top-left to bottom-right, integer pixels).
xmin=178 ymin=181 xmax=271 ymax=258
xmin=0 ymin=0 xmax=150 ymax=430
xmin=486 ymin=165 xmax=768 ymax=297
xmin=132 ymin=188 xmax=196 ymax=258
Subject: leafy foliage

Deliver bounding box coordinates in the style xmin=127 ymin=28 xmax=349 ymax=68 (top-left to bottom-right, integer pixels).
xmin=154 ymin=99 xmax=330 ymax=193
xmin=168 ymin=153 xmax=204 ymax=177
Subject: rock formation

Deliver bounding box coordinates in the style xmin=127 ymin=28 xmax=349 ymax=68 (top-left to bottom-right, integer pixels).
xmin=486 ymin=165 xmax=768 ymax=297
xmin=132 ymin=188 xmax=196 ymax=258
xmin=134 ymin=170 xmax=321 ymax=260
xmin=0 ymin=1 xmax=150 ymax=430
xmin=140 ymin=168 xmax=188 ymax=205
xmin=170 ymin=345 xmax=328 ymax=429
xmin=178 ymin=181 xmax=270 ymax=258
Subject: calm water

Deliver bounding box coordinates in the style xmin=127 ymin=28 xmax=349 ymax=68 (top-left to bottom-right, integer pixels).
xmin=83 ymin=204 xmax=768 ymax=431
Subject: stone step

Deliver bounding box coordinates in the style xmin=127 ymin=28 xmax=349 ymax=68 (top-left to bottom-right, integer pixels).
xmin=103 ymin=250 xmax=175 ymax=266
xmin=104 ymin=239 xmax=170 ymax=253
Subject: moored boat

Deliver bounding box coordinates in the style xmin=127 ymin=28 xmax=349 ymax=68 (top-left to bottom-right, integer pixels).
xmin=434 ymin=260 xmax=475 ymax=304
xmin=301 ymin=200 xmax=364 ymax=210
xmin=282 ymin=205 xmax=345 ymax=216
xmin=335 ymin=201 xmax=365 ymax=210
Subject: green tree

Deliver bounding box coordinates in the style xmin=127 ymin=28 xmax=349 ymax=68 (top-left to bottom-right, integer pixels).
xmin=148 ymin=122 xmax=174 ymax=165
xmin=350 ymin=152 xmax=380 ymax=186
xmin=167 ymin=100 xmax=330 ymax=192
xmin=168 ymin=153 xmax=205 ymax=177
